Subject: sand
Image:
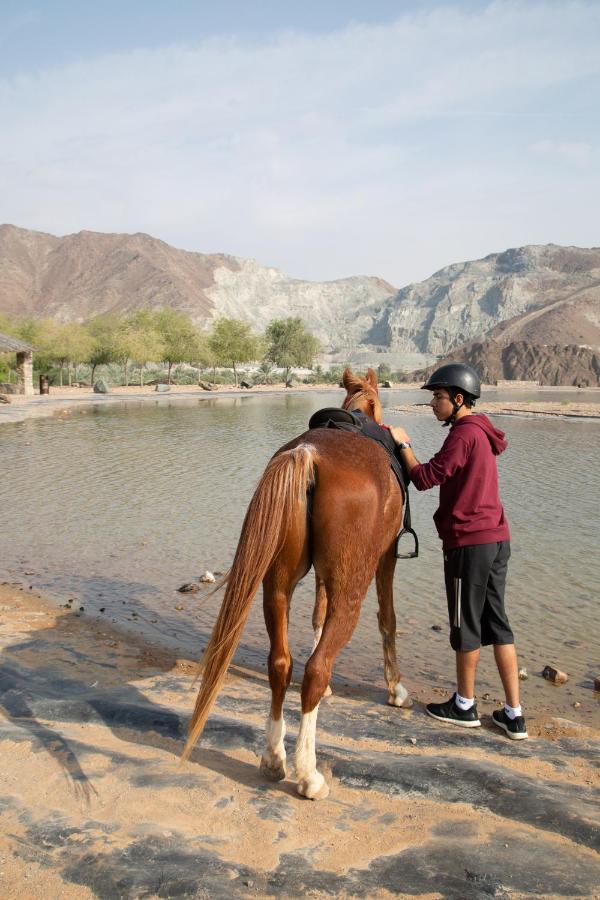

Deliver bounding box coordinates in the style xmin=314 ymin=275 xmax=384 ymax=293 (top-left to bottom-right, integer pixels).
xmin=1 ymin=583 xmax=598 ymax=898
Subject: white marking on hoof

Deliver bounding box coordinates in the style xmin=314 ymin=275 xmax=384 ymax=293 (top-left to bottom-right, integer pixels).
xmin=261 ymin=715 xmax=286 ymax=780
xmin=388 ymin=682 xmax=411 ymax=707
xmin=297 ymin=771 xmax=329 ymax=800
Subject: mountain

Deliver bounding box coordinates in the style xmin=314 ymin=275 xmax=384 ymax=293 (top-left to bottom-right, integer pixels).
xmin=1 ymin=226 xmax=599 ymax=373
xmin=371 ymin=244 xmax=600 ymax=355
xmin=0 ymin=225 xmax=396 ymax=354
xmin=411 ymin=340 xmax=600 ymax=387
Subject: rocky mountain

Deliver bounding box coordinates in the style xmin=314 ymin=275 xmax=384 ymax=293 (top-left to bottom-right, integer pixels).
xmin=0 ymin=225 xmax=395 ymax=354
xmin=1 ymin=226 xmax=598 ymax=372
xmin=371 ymin=244 xmax=600 ymax=355
xmin=411 ymin=340 xmax=600 ymax=387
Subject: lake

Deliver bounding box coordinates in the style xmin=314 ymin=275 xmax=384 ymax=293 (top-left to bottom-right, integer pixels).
xmin=2 ymin=389 xmax=599 ymax=724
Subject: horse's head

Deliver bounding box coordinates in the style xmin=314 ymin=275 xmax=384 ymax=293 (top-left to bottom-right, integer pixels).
xmin=341 ymin=368 xmax=383 ymax=423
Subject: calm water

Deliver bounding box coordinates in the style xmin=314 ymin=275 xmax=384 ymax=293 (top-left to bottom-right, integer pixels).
xmin=2 ymin=391 xmax=599 ymax=724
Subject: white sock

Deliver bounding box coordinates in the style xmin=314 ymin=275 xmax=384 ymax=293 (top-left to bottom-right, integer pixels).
xmin=455 ymin=692 xmax=474 ymax=711
xmin=504 ymin=703 xmax=522 ymax=719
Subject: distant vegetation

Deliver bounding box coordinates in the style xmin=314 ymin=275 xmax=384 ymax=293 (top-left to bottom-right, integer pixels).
xmin=0 ymin=310 xmax=341 ymax=387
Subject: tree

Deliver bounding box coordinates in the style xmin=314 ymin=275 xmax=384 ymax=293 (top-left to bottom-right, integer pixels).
xmin=51 ymin=323 xmax=95 ymax=386
xmin=155 ymin=308 xmax=209 ymax=383
xmin=86 ymin=314 xmax=123 ymax=385
xmin=264 ymin=317 xmax=320 ymax=385
xmin=208 ymin=318 xmax=261 ymax=387
xmin=122 ymin=310 xmax=165 ymax=387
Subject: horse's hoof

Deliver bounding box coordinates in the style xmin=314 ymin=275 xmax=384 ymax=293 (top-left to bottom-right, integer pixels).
xmin=323 ymin=684 xmax=333 ymax=698
xmin=297 ymin=772 xmax=329 ymax=800
xmin=388 ymin=684 xmax=412 ymax=708
xmin=260 ymin=755 xmax=286 ymax=781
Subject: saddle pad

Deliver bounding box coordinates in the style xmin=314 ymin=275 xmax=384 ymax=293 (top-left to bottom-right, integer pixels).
xmin=308 ymin=407 xmax=407 ymax=499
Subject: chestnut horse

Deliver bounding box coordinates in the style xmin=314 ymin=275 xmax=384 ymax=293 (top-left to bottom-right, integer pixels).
xmin=182 ymin=368 xmax=409 ymax=799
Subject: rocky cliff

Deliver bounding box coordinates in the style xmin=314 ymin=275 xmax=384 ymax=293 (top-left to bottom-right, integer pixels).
xmin=372 ymin=244 xmax=600 ymax=355
xmin=412 ymin=340 xmax=600 ymax=387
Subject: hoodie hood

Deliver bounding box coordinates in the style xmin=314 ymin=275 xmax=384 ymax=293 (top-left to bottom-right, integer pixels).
xmin=454 ymin=413 xmax=508 ymax=456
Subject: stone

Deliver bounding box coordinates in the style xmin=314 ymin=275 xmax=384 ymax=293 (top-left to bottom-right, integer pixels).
xmin=198 ymin=380 xmax=217 ymax=391
xmin=380 ymin=380 xmax=392 ymax=388
xmin=573 ymin=702 xmax=581 ymax=709
xmin=431 ymin=624 xmax=443 ymax=632
xmin=93 ymin=379 xmax=110 ymax=394
xmin=240 ymin=380 xmax=252 ymax=389
xmin=593 ymin=676 xmax=600 ymax=692
xmin=177 ymin=582 xmax=200 ymax=593
xmin=408 ymin=737 xmax=417 ymax=745
xmin=155 ymin=383 xmax=170 ymax=392
xmin=542 ymin=665 xmax=569 ymax=685
xmin=518 ymin=667 xmax=528 ymax=680
xmin=200 ymin=571 xmax=216 ymax=584
xmin=0 ymin=394 xmax=11 ymax=404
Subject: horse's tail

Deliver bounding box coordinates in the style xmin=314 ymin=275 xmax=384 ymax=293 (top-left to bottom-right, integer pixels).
xmin=181 ymin=442 xmax=315 ymax=760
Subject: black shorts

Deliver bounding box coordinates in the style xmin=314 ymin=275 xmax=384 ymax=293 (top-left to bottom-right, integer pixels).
xmin=443 ymin=541 xmax=514 ymax=652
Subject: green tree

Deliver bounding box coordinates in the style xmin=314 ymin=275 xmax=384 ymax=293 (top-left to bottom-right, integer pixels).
xmin=154 ymin=308 xmax=210 ymax=383
xmin=121 ymin=310 xmax=165 ymax=387
xmin=264 ymin=317 xmax=320 ymax=385
xmin=208 ymin=318 xmax=261 ymax=387
xmin=86 ymin=313 xmax=123 ymax=385
xmin=51 ymin=322 xmax=95 ymax=386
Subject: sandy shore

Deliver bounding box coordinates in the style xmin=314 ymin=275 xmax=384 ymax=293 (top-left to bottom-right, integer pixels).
xmin=1 ymin=583 xmax=598 ymax=898
xmin=1 ymin=382 xmax=599 ymax=428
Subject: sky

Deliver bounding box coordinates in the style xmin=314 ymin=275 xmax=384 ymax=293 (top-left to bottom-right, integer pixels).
xmin=1 ymin=1 xmax=599 ymax=286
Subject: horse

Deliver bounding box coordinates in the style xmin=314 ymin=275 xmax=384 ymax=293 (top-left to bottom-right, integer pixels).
xmin=182 ymin=367 xmax=410 ymax=800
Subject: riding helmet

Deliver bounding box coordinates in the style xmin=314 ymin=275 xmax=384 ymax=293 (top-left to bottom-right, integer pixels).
xmin=421 ymin=363 xmax=481 ymax=399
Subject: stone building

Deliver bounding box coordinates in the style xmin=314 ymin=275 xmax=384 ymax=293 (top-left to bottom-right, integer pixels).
xmin=0 ymin=332 xmax=34 ymax=396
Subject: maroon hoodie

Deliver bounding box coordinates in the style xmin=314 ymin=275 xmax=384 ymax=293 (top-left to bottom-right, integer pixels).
xmin=409 ymin=414 xmax=510 ymax=549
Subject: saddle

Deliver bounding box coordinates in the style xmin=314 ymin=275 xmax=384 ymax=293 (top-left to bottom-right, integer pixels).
xmin=308 ymin=407 xmax=418 ymax=558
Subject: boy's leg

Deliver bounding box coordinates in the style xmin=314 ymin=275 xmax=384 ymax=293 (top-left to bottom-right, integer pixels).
xmin=494 ymin=643 xmax=520 ymax=708
xmin=456 ymin=648 xmax=480 ymax=700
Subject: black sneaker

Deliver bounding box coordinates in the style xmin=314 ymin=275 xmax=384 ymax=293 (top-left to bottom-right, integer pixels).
xmin=492 ymin=708 xmax=528 ymax=740
xmin=425 ymin=693 xmax=481 ymax=728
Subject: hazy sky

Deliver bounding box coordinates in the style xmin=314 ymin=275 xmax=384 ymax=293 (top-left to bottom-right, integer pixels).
xmin=1 ymin=1 xmax=598 ymax=285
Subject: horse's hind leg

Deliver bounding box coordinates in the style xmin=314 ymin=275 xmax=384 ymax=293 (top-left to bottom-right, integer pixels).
xmin=296 ymin=575 xmax=371 ymax=800
xmin=260 ymin=519 xmax=310 ymax=782
xmin=376 ymin=545 xmax=410 ymax=708
xmin=311 ymin=577 xmax=332 ymax=697
xmin=260 ymin=573 xmax=293 ymax=781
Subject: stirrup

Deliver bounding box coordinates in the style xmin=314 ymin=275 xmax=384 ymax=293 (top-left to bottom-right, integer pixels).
xmin=395 ymin=527 xmax=419 ymax=559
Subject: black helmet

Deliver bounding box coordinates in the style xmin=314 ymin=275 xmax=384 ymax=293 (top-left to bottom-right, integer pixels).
xmin=421 ymin=363 xmax=481 ymax=399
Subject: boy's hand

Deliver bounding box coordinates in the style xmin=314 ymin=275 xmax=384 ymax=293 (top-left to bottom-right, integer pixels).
xmin=390 ymin=426 xmax=411 ymax=445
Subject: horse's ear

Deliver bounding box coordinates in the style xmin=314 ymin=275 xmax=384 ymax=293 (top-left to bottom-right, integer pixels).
xmin=365 ymin=368 xmax=379 ymax=390
xmin=342 ymin=368 xmax=363 ymax=394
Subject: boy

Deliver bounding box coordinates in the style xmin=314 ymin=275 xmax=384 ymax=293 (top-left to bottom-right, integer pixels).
xmin=391 ymin=363 xmax=527 ymax=740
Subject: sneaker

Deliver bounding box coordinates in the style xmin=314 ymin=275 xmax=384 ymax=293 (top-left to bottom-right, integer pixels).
xmin=492 ymin=708 xmax=528 ymax=740
xmin=425 ymin=693 xmax=481 ymax=728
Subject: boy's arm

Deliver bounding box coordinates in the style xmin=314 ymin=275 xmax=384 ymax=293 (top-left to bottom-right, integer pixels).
xmin=389 ymin=425 xmax=470 ymax=490
xmin=388 ymin=425 xmax=420 ymax=472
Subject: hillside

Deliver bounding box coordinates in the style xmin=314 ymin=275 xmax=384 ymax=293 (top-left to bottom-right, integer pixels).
xmin=411 ymin=340 xmax=600 ymax=387
xmin=0 ymin=225 xmax=395 ymax=354
xmin=1 ymin=227 xmax=599 ymax=371
xmin=372 ymin=244 xmax=600 ymax=355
